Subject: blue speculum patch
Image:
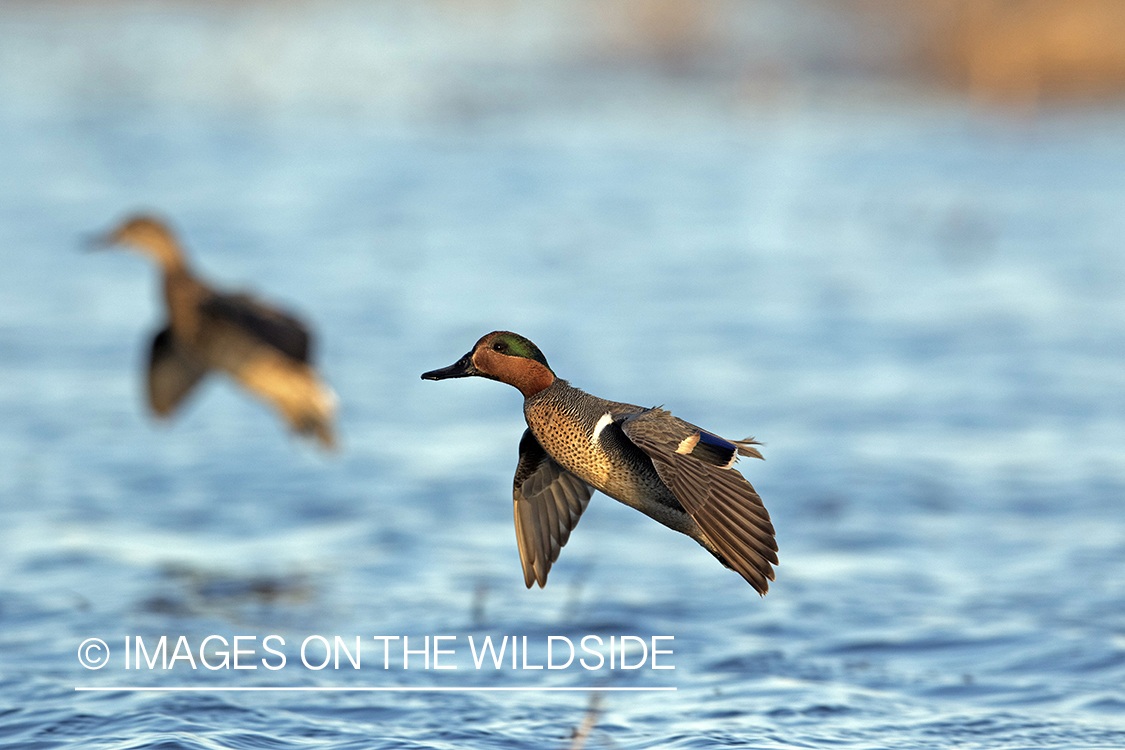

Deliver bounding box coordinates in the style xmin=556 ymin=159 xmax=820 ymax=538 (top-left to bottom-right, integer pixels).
xmin=697 ymin=431 xmax=737 ymax=451
xmin=689 ymin=431 xmax=739 ymax=467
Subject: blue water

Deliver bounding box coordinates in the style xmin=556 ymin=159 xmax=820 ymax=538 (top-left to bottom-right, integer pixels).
xmin=3 ymin=3 xmax=1125 ymax=748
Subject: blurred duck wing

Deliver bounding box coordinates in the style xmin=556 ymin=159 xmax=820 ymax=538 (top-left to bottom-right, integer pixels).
xmin=148 ymin=327 xmax=209 ymax=416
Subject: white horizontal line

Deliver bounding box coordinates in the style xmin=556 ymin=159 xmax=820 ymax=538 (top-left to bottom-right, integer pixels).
xmin=75 ymin=686 xmax=675 ymax=693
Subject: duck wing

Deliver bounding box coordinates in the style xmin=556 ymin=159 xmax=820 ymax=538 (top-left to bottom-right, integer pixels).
xmin=200 ymin=292 xmax=312 ymax=363
xmin=512 ymin=429 xmax=594 ymax=588
xmin=620 ymin=408 xmax=777 ymax=594
xmin=148 ymin=327 xmax=209 ymax=416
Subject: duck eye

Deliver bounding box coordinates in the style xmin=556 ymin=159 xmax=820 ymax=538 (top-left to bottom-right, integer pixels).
xmin=492 ymin=342 xmax=506 ymax=352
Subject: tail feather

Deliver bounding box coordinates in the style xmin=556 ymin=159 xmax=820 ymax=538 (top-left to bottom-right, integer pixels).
xmin=298 ymin=383 xmax=338 ymax=450
xmin=735 ymin=438 xmax=764 ymax=460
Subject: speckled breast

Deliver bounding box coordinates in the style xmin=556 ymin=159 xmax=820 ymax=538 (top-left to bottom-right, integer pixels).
xmin=524 ymin=394 xmax=613 ymax=488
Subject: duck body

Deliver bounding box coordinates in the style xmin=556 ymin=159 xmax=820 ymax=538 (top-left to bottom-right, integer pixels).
xmin=423 ymin=331 xmax=777 ymax=592
xmin=96 ymin=215 xmax=337 ymax=449
xmin=523 ymin=380 xmax=692 ymax=533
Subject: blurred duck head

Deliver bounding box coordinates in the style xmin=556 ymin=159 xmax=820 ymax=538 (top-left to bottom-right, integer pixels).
xmin=91 ymin=214 xmax=185 ymax=270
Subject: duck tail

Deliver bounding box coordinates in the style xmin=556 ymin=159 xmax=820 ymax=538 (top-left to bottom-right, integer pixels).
xmin=735 ymin=438 xmax=764 ymax=460
xmin=302 ymin=383 xmax=338 ymax=451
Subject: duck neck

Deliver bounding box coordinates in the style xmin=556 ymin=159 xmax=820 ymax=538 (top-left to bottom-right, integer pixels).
xmin=136 ymin=232 xmax=189 ymax=275
xmin=474 ymin=348 xmax=556 ymax=398
xmin=512 ymin=361 xmax=556 ymax=398
xmin=155 ymin=247 xmax=188 ymax=275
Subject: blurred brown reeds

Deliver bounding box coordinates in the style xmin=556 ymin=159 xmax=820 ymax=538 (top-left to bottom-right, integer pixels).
xmin=596 ymin=0 xmax=1125 ymax=104
xmin=884 ymin=0 xmax=1125 ymax=103
xmin=12 ymin=0 xmax=1125 ymax=107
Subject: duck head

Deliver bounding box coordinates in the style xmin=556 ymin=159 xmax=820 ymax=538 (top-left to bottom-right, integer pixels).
xmin=91 ymin=214 xmax=186 ymax=271
xmin=422 ymin=331 xmax=556 ymax=397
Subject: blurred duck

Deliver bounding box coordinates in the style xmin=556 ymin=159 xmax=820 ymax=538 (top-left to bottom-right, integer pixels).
xmin=423 ymin=331 xmax=776 ymax=592
xmin=94 ymin=215 xmax=337 ymax=449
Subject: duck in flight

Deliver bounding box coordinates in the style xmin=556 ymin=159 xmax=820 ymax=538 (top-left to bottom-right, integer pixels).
xmin=422 ymin=331 xmax=777 ymax=592
xmin=93 ymin=215 xmax=337 ymax=449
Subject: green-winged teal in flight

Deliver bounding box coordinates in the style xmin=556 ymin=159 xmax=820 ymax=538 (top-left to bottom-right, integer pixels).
xmin=422 ymin=331 xmax=777 ymax=592
xmin=93 ymin=215 xmax=337 ymax=449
